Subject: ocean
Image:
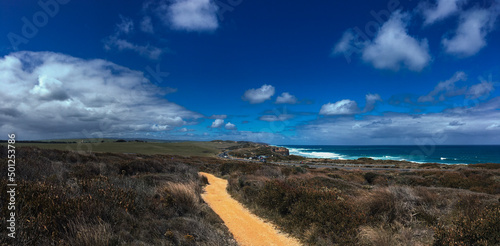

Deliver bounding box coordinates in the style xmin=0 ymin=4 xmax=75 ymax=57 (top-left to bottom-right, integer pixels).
xmin=281 ymin=145 xmax=500 ymax=165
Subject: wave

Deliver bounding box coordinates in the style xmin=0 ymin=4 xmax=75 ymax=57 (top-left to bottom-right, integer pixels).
xmin=288 ymin=148 xmax=345 ymax=159
xmin=307 ymin=151 xmax=345 ymax=159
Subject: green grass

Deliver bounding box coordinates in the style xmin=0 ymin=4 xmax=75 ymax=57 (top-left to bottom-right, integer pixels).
xmin=15 ymin=141 xmax=239 ymax=156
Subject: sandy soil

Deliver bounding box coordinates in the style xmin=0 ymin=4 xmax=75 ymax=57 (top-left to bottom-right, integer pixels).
xmin=199 ymin=172 xmax=302 ymax=246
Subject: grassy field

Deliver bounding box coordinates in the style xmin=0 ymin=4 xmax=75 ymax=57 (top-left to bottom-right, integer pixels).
xmin=0 ymin=145 xmax=237 ymax=245
xmin=5 ymin=142 xmax=500 ymax=245
xmin=15 ymin=141 xmax=240 ymax=157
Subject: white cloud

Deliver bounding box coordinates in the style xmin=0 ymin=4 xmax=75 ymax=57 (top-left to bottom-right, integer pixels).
xmin=362 ymin=11 xmax=431 ymax=71
xmin=419 ymin=71 xmax=467 ymax=102
xmin=116 ymin=15 xmax=134 ymax=34
xmin=104 ymin=37 xmax=163 ymax=60
xmin=140 ymin=16 xmax=154 ymax=33
xmin=242 ymin=84 xmax=275 ymax=104
xmin=151 ymin=124 xmax=171 ymax=131
xmin=103 ymin=15 xmax=163 ymax=59
xmin=419 ymin=71 xmax=495 ymax=102
xmin=0 ymin=51 xmax=201 ymax=139
xmin=420 ymin=0 xmax=465 ymax=25
xmin=163 ymin=0 xmax=219 ymax=32
xmin=364 ymin=93 xmax=382 ymax=112
xmin=299 ymin=100 xmax=500 ymax=144
xmin=332 ymin=30 xmax=360 ymax=55
xmin=442 ymin=8 xmax=499 ymax=57
xmin=467 ymin=80 xmax=495 ymax=99
xmin=334 ymin=11 xmax=431 ymax=71
xmin=29 ymin=75 xmax=69 ymax=101
xmin=319 ymin=99 xmax=360 ymax=115
xmin=259 ymin=114 xmax=294 ymax=122
xmin=211 ymin=119 xmax=224 ymax=128
xmin=275 ymin=92 xmax=298 ymax=104
xmin=178 ymin=127 xmax=195 ymax=132
xmin=486 ymin=123 xmax=500 ymax=130
xmin=225 ymin=122 xmax=237 ymax=130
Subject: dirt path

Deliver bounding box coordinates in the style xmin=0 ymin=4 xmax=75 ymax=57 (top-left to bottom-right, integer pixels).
xmin=199 ymin=172 xmax=302 ymax=246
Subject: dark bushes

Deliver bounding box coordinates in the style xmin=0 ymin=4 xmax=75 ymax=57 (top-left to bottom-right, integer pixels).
xmin=0 ymin=146 xmax=236 ymax=246
xmin=229 ymin=175 xmax=365 ymax=244
xmin=433 ymin=196 xmax=500 ymax=245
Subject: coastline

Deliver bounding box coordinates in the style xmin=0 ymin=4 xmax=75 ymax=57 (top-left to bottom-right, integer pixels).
xmin=280 ymin=145 xmax=500 ymax=165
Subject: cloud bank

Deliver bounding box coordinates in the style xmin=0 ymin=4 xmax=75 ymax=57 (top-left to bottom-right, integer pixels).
xmin=0 ymin=51 xmax=201 ymax=139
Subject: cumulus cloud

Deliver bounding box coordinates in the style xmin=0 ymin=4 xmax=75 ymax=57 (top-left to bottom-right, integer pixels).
xmin=275 ymin=92 xmax=298 ymax=104
xmin=242 ymin=84 xmax=275 ymax=104
xmin=0 ymin=51 xmax=201 ymax=139
xmin=364 ymin=93 xmax=382 ymax=112
xmin=29 ymin=75 xmax=69 ymax=101
xmin=420 ymin=0 xmax=465 ymax=25
xmin=319 ymin=99 xmax=360 ymax=116
xmin=442 ymin=7 xmax=499 ymax=57
xmin=225 ymin=122 xmax=237 ymax=130
xmin=211 ymin=119 xmax=224 ymax=128
xmin=160 ymin=0 xmax=219 ymax=32
xmin=334 ymin=11 xmax=431 ymax=71
xmin=362 ymin=11 xmax=431 ymax=71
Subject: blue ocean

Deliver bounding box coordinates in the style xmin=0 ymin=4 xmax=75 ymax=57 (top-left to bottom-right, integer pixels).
xmin=281 ymin=145 xmax=500 ymax=164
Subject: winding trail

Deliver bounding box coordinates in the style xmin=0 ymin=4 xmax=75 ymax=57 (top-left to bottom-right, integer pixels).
xmin=199 ymin=172 xmax=301 ymax=246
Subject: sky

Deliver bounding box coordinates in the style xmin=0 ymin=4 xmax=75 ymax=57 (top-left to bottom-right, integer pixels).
xmin=0 ymin=0 xmax=499 ymax=145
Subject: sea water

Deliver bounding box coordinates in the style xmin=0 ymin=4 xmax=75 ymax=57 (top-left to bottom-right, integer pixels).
xmin=281 ymin=145 xmax=500 ymax=164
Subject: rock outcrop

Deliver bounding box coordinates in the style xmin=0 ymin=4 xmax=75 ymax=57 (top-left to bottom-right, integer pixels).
xmin=271 ymin=147 xmax=289 ymax=156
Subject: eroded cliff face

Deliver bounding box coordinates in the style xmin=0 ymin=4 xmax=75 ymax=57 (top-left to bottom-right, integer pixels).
xmin=271 ymin=147 xmax=289 ymax=156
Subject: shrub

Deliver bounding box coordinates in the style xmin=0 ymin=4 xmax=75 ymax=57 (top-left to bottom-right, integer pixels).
xmin=0 ymin=145 xmax=236 ymax=245
xmin=162 ymin=182 xmax=201 ymax=215
xmin=232 ymin=177 xmax=366 ymax=244
xmin=364 ymin=172 xmax=379 ymax=184
xmin=433 ymin=204 xmax=500 ymax=245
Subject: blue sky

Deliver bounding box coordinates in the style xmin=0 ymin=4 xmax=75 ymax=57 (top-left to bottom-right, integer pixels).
xmin=1 ymin=0 xmax=499 ymax=144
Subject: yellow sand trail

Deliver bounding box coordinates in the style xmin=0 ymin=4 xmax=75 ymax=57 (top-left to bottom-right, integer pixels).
xmin=200 ymin=172 xmax=302 ymax=246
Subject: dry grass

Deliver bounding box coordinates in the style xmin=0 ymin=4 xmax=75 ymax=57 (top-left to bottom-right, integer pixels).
xmin=222 ymin=162 xmax=500 ymax=245
xmin=67 ymin=218 xmax=113 ymax=246
xmin=0 ymin=145 xmax=236 ymax=246
xmin=3 ymin=144 xmax=499 ymax=245
xmin=162 ymin=181 xmax=201 ymax=215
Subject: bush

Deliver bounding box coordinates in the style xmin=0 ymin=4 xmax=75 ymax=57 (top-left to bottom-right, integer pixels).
xmin=231 ymin=177 xmax=366 ymax=244
xmin=162 ymin=182 xmax=201 ymax=215
xmin=364 ymin=172 xmax=379 ymax=184
xmin=0 ymin=146 xmax=236 ymax=246
xmin=433 ymin=203 xmax=500 ymax=245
